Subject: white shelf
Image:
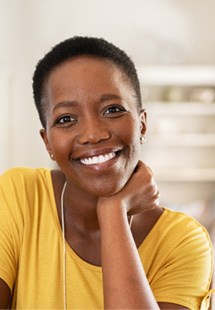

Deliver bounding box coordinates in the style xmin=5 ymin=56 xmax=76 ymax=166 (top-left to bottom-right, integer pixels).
xmin=145 ymin=102 xmax=215 ymax=115
xmin=138 ymin=75 xmax=215 ymax=204
xmin=154 ymin=168 xmax=215 ymax=182
xmin=146 ymin=133 xmax=215 ymax=146
xmin=138 ymin=65 xmax=215 ymax=86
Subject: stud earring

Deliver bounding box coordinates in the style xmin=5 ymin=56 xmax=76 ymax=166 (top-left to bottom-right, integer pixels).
xmin=140 ymin=136 xmax=146 ymax=144
xmin=50 ymin=154 xmax=55 ymax=160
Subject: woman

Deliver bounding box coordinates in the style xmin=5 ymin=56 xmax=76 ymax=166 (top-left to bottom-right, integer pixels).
xmin=0 ymin=36 xmax=213 ymax=309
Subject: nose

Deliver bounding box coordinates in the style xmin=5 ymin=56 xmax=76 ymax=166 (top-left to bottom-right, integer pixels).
xmin=77 ymin=116 xmax=111 ymax=144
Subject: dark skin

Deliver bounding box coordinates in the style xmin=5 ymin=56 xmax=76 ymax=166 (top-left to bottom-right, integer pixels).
xmin=0 ymin=279 xmax=10 ymax=308
xmin=0 ymin=171 xmax=187 ymax=309
xmin=51 ymin=169 xmax=163 ymax=266
xmin=0 ymin=56 xmax=188 ymax=309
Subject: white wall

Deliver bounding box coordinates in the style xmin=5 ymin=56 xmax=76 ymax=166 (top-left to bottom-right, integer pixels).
xmin=1 ymin=0 xmax=215 ymax=172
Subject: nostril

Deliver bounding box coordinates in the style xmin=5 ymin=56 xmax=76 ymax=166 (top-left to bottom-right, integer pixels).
xmin=78 ymin=128 xmax=111 ymax=144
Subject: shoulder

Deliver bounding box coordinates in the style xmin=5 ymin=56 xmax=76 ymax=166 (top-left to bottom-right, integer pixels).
xmin=142 ymin=207 xmax=212 ymax=268
xmin=161 ymin=207 xmax=210 ymax=241
xmin=0 ymin=167 xmax=52 ymax=204
xmin=0 ymin=167 xmax=54 ymax=224
xmin=146 ymin=209 xmax=213 ymax=308
xmin=0 ymin=166 xmax=51 ymax=187
xmin=158 ymin=208 xmax=212 ymax=269
xmin=1 ymin=166 xmax=50 ymax=180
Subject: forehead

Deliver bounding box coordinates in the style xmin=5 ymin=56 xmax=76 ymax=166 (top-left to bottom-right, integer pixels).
xmin=47 ymin=56 xmax=128 ymax=86
xmin=43 ymin=55 xmax=136 ymax=104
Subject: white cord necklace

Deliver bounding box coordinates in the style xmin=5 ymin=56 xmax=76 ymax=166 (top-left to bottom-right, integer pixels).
xmin=60 ymin=181 xmax=67 ymax=310
xmin=60 ymin=181 xmax=133 ymax=310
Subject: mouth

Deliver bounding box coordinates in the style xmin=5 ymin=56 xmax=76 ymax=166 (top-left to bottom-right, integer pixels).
xmin=78 ymin=151 xmax=120 ymax=166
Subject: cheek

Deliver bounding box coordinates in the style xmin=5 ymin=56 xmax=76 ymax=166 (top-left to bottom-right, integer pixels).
xmin=126 ymin=124 xmax=142 ymax=167
xmin=119 ymin=118 xmax=141 ymax=151
xmin=47 ymin=131 xmax=72 ymax=159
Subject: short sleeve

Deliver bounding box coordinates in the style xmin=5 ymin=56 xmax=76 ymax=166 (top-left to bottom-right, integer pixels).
xmin=0 ymin=169 xmax=24 ymax=290
xmin=150 ymin=216 xmax=213 ymax=309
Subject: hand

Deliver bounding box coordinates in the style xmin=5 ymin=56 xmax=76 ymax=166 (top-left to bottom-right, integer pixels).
xmin=97 ymin=161 xmax=160 ymax=217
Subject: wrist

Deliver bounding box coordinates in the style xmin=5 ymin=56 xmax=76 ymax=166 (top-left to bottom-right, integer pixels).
xmin=97 ymin=198 xmax=127 ymax=228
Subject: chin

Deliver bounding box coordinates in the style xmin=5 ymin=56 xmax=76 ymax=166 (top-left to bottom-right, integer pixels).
xmin=91 ymin=176 xmax=129 ymax=198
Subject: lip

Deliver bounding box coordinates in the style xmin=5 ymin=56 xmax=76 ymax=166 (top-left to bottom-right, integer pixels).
xmin=73 ymin=147 xmax=122 ymax=161
xmin=72 ymin=148 xmax=122 ymax=171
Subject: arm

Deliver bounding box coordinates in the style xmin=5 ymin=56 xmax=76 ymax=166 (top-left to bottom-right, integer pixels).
xmin=0 ymin=279 xmax=11 ymax=309
xmin=97 ymin=161 xmax=188 ymax=309
xmin=98 ymin=202 xmax=159 ymax=309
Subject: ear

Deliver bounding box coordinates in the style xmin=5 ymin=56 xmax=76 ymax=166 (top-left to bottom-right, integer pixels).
xmin=40 ymin=129 xmax=55 ymax=160
xmin=140 ymin=108 xmax=147 ymax=136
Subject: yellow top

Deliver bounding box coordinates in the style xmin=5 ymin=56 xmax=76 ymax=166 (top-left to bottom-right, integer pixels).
xmin=0 ymin=167 xmax=213 ymax=309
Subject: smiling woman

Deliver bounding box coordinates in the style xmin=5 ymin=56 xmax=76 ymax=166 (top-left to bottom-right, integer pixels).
xmin=0 ymin=36 xmax=213 ymax=309
xmin=40 ymin=55 xmax=143 ymax=197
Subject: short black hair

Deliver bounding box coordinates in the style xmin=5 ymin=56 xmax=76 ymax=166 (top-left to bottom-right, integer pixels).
xmin=32 ymin=36 xmax=142 ymax=128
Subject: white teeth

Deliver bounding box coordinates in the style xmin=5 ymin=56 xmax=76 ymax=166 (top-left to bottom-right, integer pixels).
xmin=80 ymin=152 xmax=116 ymax=165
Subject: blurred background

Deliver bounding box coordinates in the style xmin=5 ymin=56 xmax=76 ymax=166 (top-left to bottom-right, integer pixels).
xmin=0 ymin=0 xmax=215 ymax=298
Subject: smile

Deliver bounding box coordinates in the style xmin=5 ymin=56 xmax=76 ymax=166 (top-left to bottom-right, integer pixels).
xmin=79 ymin=152 xmax=116 ymax=165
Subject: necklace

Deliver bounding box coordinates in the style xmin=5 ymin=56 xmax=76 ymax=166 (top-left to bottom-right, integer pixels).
xmin=60 ymin=181 xmax=67 ymax=310
xmin=60 ymin=181 xmax=133 ymax=310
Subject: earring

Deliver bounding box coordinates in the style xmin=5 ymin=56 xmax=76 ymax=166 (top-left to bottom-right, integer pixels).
xmin=50 ymin=154 xmax=55 ymax=160
xmin=140 ymin=136 xmax=146 ymax=144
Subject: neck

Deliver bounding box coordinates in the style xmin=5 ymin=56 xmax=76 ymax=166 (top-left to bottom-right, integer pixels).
xmin=62 ymin=180 xmax=100 ymax=232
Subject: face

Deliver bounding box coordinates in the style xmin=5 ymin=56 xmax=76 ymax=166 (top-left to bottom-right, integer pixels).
xmin=41 ymin=56 xmax=146 ymax=197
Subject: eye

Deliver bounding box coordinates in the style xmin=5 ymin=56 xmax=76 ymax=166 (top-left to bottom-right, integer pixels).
xmin=55 ymin=115 xmax=76 ymax=126
xmin=103 ymin=105 xmax=127 ymax=116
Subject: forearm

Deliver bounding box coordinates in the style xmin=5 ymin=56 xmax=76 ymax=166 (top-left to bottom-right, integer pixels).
xmin=97 ymin=203 xmax=159 ymax=309
xmin=0 ymin=279 xmax=11 ymax=309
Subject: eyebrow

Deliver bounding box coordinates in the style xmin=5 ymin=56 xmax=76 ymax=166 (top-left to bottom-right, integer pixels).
xmin=53 ymin=94 xmax=122 ymax=111
xmin=53 ymin=100 xmax=78 ymax=111
xmin=100 ymin=94 xmax=122 ymax=102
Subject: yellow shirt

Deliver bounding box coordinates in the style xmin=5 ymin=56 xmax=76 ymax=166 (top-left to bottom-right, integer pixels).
xmin=0 ymin=167 xmax=213 ymax=309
